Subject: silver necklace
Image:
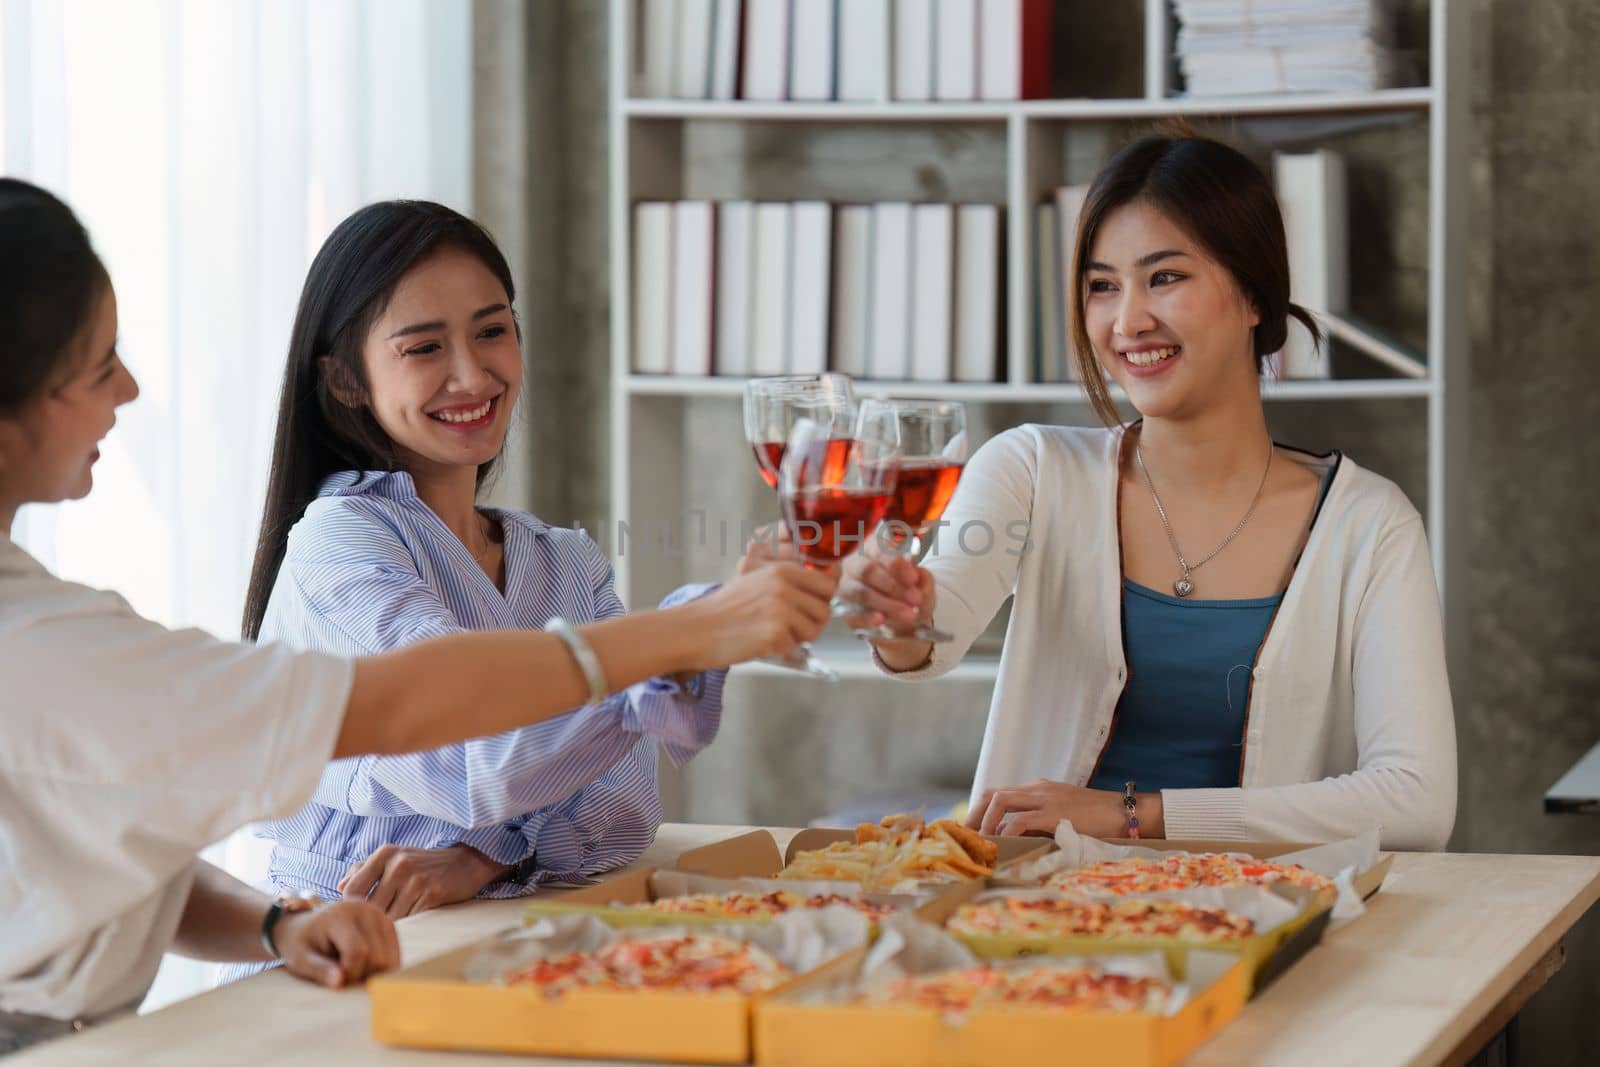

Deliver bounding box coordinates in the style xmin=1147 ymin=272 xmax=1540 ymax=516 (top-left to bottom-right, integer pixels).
xmin=1134 ymin=442 xmax=1273 ymax=598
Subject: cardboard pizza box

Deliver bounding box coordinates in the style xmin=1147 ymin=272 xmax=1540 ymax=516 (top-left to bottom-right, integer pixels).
xmin=369 ymin=911 xmax=867 ymax=1063
xmin=753 ymin=941 xmax=1248 ymax=1067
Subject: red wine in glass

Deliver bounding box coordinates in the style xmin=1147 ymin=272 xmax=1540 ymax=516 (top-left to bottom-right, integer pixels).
xmin=879 ymin=459 xmax=964 ymax=546
xmin=752 ymin=437 xmax=853 ymax=492
xmin=784 ymin=486 xmax=894 ymax=564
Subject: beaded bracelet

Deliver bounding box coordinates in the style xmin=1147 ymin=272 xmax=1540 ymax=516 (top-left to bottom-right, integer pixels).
xmin=1122 ymin=780 xmax=1141 ymax=840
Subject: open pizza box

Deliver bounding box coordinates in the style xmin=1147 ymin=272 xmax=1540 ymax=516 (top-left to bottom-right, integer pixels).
xmin=992 ymin=825 xmax=1394 ymax=905
xmin=912 ymin=877 xmax=1330 ymax=996
xmin=668 ymin=827 xmax=1052 ymax=883
xmin=369 ymin=908 xmax=870 ymax=1062
xmin=753 ymin=916 xmax=1249 ymax=1067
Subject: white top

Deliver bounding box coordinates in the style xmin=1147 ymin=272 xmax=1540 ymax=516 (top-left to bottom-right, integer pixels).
xmin=0 ymin=534 xmax=354 ymax=1021
xmin=890 ymin=424 xmax=1457 ymax=850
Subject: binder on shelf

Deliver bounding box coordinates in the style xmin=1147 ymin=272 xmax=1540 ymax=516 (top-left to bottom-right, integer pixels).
xmin=954 ymin=203 xmax=1001 ymax=383
xmin=935 ymin=0 xmax=978 ymax=101
xmin=714 ymin=201 xmax=754 ymax=376
xmin=675 ymin=0 xmax=715 ymax=99
xmin=838 ymin=0 xmax=890 ymax=102
xmin=910 ymin=203 xmax=954 ymax=382
xmin=632 ymin=202 xmax=673 ymax=375
xmin=709 ymin=0 xmax=743 ymax=100
xmin=641 ymin=0 xmax=680 ymax=98
xmin=1275 ymin=150 xmax=1346 ymax=380
xmin=751 ymin=202 xmax=793 ymax=375
xmin=978 ymin=0 xmax=1053 ymax=100
xmin=831 ymin=204 xmax=873 ymax=378
xmin=868 ymin=202 xmax=913 ymax=380
xmin=892 ymin=0 xmax=934 ymax=102
xmin=790 ymin=0 xmax=836 ymax=101
xmin=1033 ymin=200 xmax=1065 ymax=384
xmin=1055 ymin=184 xmax=1089 ymax=381
xmin=789 ymin=201 xmax=833 ymax=375
xmin=671 ymin=201 xmax=715 ymax=376
xmin=743 ymin=0 xmax=791 ymax=101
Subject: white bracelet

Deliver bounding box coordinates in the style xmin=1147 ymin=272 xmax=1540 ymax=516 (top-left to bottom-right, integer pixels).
xmin=544 ymin=616 xmax=609 ymax=704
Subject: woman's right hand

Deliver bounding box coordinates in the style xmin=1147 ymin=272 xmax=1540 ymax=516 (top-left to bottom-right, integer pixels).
xmin=840 ymin=552 xmax=938 ymax=672
xmin=681 ymin=561 xmax=839 ymax=669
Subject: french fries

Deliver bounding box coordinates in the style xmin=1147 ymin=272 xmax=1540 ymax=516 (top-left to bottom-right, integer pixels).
xmin=780 ymin=813 xmax=999 ymax=889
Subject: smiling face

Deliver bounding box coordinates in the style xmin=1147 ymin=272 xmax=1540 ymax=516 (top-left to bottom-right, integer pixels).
xmin=353 ymin=245 xmax=521 ymax=480
xmin=0 ymin=282 xmax=139 ymax=517
xmin=1082 ymin=199 xmax=1261 ymax=421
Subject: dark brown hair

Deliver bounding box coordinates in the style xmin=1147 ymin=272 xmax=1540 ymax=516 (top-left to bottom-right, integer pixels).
xmin=1066 ymin=133 xmax=1321 ymax=427
xmin=0 ymin=179 xmax=110 ymax=416
xmin=242 ymin=200 xmax=517 ymax=640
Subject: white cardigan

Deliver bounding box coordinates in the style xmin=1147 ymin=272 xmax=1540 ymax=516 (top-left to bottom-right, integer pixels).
xmin=888 ymin=424 xmax=1457 ymax=850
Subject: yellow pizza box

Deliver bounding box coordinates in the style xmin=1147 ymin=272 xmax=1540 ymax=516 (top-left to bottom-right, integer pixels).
xmin=753 ymin=941 xmax=1249 ymax=1067
xmin=923 ymin=879 xmax=1328 ymax=995
xmin=370 ymin=910 xmax=868 ymax=1063
xmin=521 ymin=865 xmax=936 ymax=931
xmin=993 ymin=836 xmax=1394 ymax=901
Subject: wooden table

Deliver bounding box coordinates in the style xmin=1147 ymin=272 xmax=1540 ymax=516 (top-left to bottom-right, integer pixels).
xmin=12 ymin=824 xmax=1599 ymax=1067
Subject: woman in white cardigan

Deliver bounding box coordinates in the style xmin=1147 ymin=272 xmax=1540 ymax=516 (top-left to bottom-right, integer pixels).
xmin=844 ymin=135 xmax=1456 ymax=851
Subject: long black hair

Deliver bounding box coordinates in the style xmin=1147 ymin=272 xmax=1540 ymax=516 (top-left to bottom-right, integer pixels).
xmin=0 ymin=178 xmax=110 ymax=416
xmin=242 ymin=200 xmax=517 ymax=640
xmin=1067 ymin=133 xmax=1322 ymax=427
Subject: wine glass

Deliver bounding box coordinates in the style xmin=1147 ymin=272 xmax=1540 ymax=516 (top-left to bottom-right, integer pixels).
xmin=743 ymin=374 xmax=856 ymax=492
xmin=775 ymin=415 xmax=899 ymax=680
xmin=853 ymin=398 xmax=968 ymax=643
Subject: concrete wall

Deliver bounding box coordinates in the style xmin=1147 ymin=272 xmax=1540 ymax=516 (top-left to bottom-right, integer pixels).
xmin=475 ymin=0 xmax=1600 ymax=1059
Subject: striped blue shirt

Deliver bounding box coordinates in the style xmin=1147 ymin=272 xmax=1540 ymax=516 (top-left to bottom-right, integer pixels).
xmin=252 ymin=470 xmax=725 ymax=900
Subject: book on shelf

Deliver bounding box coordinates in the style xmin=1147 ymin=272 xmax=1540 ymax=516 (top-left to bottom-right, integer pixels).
xmin=750 ymin=202 xmax=793 ymax=374
xmin=790 ymin=0 xmax=837 ymax=101
xmin=1033 ymin=201 xmax=1065 ymax=384
xmin=789 ymin=201 xmax=833 ymax=375
xmin=831 ymin=204 xmax=874 ymax=378
xmin=1172 ymin=0 xmax=1398 ymax=96
xmin=634 ymin=198 xmax=1003 ymax=383
xmin=637 ymin=0 xmax=1052 ymax=103
xmin=953 ymin=203 xmax=1001 ymax=383
xmin=674 ymin=0 xmax=715 ymax=99
xmin=632 ymin=202 xmax=673 ymax=375
xmin=978 ymin=0 xmax=1053 ymax=100
xmin=742 ymin=0 xmax=790 ymax=101
xmin=713 ymin=201 xmax=754 ymax=375
xmin=934 ymin=0 xmax=978 ymax=101
xmin=1274 ymin=149 xmax=1346 ymax=380
xmin=892 ymin=0 xmax=934 ymax=102
xmin=838 ymin=0 xmax=890 ymax=102
xmin=709 ymin=0 xmax=743 ymax=100
xmin=910 ymin=203 xmax=954 ymax=382
xmin=670 ymin=201 xmax=715 ymax=376
xmin=868 ymin=201 xmax=914 ymax=379
xmin=1054 ymin=184 xmax=1089 ymax=382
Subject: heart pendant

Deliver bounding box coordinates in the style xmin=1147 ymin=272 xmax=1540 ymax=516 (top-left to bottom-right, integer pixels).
xmin=1174 ymin=577 xmax=1194 ymax=598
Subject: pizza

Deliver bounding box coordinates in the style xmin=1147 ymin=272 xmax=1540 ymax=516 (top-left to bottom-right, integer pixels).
xmin=1043 ymin=853 xmax=1334 ymax=899
xmin=948 ymin=895 xmax=1255 ymax=942
xmin=634 ymin=890 xmax=897 ymax=922
xmin=500 ymin=933 xmax=791 ymax=997
xmin=780 ymin=813 xmax=1000 ymax=888
xmin=859 ymin=961 xmax=1172 ymax=1015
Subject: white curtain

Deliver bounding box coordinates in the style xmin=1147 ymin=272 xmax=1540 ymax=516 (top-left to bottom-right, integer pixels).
xmin=0 ymin=0 xmax=472 ymax=1009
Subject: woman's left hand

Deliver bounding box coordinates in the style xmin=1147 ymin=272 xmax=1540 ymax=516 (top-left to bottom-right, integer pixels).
xmin=966 ymin=780 xmax=1160 ymax=839
xmin=271 ymin=900 xmax=400 ymax=989
xmin=338 ymin=843 xmax=509 ymax=919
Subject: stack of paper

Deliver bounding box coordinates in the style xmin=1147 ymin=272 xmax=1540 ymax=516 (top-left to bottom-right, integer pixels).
xmin=1172 ymin=0 xmax=1397 ymax=97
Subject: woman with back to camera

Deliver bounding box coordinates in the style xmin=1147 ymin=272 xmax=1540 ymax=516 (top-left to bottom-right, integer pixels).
xmin=0 ymin=178 xmax=836 ymax=1054
xmin=842 ymin=134 xmax=1456 ymax=850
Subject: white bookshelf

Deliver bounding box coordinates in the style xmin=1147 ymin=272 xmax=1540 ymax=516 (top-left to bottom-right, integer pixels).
xmin=607 ymin=0 xmax=1470 ymax=686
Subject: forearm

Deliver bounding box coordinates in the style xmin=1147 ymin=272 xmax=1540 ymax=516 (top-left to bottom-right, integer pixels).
xmin=337 ymin=607 xmax=702 ymax=759
xmin=170 ymin=860 xmax=276 ymax=963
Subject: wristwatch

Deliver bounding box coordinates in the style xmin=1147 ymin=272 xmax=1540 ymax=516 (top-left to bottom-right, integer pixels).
xmin=503 ymin=854 xmax=542 ymax=886
xmin=261 ymin=893 xmax=319 ymax=959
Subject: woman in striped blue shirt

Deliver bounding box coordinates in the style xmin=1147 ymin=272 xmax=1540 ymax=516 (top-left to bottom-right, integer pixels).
xmin=233 ymin=201 xmax=765 ymax=945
